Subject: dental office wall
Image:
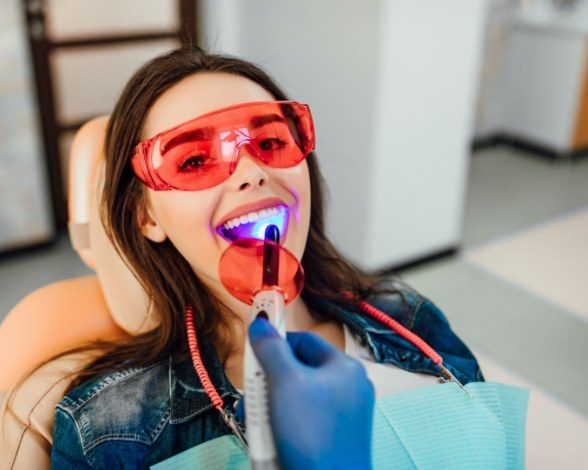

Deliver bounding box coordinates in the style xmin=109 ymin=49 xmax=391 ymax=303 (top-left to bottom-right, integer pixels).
xmin=200 ymin=0 xmax=489 ymax=270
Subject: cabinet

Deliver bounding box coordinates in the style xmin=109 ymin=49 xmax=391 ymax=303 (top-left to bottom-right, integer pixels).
xmin=494 ymin=19 xmax=588 ymax=154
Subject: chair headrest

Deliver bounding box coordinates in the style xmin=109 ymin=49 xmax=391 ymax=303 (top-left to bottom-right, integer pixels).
xmin=68 ymin=117 xmax=160 ymax=334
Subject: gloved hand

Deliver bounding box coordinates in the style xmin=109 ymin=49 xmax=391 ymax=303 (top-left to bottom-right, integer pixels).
xmin=248 ymin=317 xmax=375 ymax=470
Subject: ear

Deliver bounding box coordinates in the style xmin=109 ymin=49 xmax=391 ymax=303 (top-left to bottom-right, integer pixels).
xmin=138 ymin=205 xmax=167 ymax=243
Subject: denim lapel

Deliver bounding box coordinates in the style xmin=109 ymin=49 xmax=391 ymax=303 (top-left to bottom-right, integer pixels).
xmin=169 ymin=340 xmax=241 ymax=424
xmin=306 ymin=294 xmax=439 ymax=376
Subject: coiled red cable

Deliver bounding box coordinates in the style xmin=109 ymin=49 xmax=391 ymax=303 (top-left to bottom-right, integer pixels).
xmin=185 ymin=297 xmax=445 ymax=412
xmin=185 ymin=305 xmax=225 ymax=413
xmin=355 ymin=299 xmax=443 ymax=366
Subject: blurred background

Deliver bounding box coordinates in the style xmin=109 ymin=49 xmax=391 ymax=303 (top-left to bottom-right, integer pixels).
xmin=0 ymin=0 xmax=586 ymax=466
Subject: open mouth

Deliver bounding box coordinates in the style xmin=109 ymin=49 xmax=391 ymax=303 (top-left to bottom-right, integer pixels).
xmin=216 ymin=204 xmax=290 ymax=242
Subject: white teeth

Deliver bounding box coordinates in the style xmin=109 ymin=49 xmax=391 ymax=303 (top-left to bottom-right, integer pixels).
xmin=221 ymin=205 xmax=284 ymax=230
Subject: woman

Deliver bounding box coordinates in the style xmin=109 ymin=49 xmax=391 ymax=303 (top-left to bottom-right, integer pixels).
xmin=51 ymin=47 xmax=483 ymax=467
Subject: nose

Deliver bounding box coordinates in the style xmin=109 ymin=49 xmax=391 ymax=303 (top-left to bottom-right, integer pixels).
xmin=228 ymin=145 xmax=269 ymax=192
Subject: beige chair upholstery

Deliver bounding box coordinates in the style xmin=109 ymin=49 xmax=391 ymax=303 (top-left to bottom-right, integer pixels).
xmin=0 ymin=353 xmax=97 ymax=470
xmin=69 ymin=115 xmax=158 ymax=335
xmin=0 ymin=276 xmax=125 ymax=392
xmin=0 ymin=116 xmax=158 ymax=468
xmin=89 ymin=163 xmax=159 ymax=334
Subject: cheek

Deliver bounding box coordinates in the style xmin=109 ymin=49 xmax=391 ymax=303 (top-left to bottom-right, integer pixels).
xmin=276 ymin=161 xmax=311 ymax=260
xmin=300 ymin=162 xmax=311 ymax=222
xmin=148 ymin=190 xmax=221 ymax=276
xmin=277 ymin=161 xmax=311 ymax=220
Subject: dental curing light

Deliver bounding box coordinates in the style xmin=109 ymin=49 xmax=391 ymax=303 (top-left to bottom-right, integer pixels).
xmin=219 ymin=225 xmax=304 ymax=469
xmin=216 ymin=205 xmax=290 ymax=243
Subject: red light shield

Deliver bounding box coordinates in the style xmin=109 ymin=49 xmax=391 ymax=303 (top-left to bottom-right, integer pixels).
xmin=219 ymin=238 xmax=304 ymax=305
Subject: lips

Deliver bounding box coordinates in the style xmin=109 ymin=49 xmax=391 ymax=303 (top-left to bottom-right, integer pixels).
xmin=215 ymin=196 xmax=291 ymax=243
xmin=216 ymin=197 xmax=286 ymax=227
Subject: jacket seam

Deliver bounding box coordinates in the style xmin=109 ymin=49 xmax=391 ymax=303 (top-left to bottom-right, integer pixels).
xmin=56 ymin=400 xmax=172 ymax=454
xmin=408 ymin=297 xmax=428 ymax=329
xmin=55 ymin=406 xmax=95 ymax=466
xmin=78 ymin=406 xmax=93 ymax=453
xmin=149 ymin=407 xmax=171 ymax=442
xmin=66 ymin=362 xmax=165 ymax=412
xmin=379 ymin=355 xmax=438 ymax=376
xmin=85 ymin=433 xmax=151 ymax=452
xmin=83 ymin=407 xmax=171 ymax=452
xmin=169 ymin=390 xmax=232 ymax=425
xmin=409 ymin=367 xmax=440 ymax=376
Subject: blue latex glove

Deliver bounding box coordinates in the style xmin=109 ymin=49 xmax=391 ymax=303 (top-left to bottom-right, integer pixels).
xmin=247 ymin=317 xmax=375 ymax=470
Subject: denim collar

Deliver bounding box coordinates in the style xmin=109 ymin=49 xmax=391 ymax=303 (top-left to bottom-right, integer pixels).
xmin=308 ymin=294 xmax=441 ymax=375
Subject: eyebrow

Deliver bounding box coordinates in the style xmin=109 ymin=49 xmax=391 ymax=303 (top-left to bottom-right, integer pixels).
xmin=248 ymin=113 xmax=286 ymax=129
xmin=163 ymin=126 xmax=215 ymax=150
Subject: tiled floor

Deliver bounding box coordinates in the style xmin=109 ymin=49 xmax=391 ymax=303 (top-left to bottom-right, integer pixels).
xmin=462 ymin=145 xmax=588 ymax=248
xmin=1 ymin=144 xmax=587 ymax=467
xmin=465 ymin=207 xmax=588 ymax=323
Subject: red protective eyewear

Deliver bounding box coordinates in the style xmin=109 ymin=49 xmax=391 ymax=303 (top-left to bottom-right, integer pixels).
xmin=131 ymin=101 xmax=315 ymax=191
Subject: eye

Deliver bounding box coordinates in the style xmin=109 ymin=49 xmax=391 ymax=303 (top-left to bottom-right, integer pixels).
xmin=258 ymin=137 xmax=289 ymax=152
xmin=178 ymin=155 xmax=207 ymax=171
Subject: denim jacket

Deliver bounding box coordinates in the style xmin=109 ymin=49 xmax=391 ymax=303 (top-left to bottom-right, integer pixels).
xmin=51 ymin=283 xmax=483 ymax=468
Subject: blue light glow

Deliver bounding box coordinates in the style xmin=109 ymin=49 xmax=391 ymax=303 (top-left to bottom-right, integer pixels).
xmin=217 ymin=205 xmax=289 ymax=242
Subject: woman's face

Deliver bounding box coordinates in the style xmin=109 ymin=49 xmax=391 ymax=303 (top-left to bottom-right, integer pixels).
xmin=140 ymin=72 xmax=311 ymax=300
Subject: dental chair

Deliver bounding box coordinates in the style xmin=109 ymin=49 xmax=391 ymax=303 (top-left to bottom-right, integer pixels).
xmin=0 ymin=117 xmax=159 ymax=468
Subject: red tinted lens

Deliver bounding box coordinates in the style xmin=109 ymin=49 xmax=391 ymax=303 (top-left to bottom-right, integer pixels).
xmin=157 ymin=138 xmax=231 ymax=190
xmin=248 ymin=103 xmax=312 ymax=168
xmin=135 ymin=102 xmax=315 ymax=191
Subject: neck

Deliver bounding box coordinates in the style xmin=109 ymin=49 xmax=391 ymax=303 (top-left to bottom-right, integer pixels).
xmin=199 ymin=277 xmax=344 ymax=389
xmin=217 ymin=294 xmax=321 ymax=346
xmin=214 ymin=294 xmax=321 ymax=389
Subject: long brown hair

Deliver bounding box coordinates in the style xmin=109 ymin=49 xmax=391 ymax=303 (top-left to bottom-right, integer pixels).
xmin=67 ymin=46 xmax=396 ymax=391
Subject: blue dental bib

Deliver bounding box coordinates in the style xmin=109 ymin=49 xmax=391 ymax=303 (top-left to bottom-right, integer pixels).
xmin=152 ymin=381 xmax=529 ymax=469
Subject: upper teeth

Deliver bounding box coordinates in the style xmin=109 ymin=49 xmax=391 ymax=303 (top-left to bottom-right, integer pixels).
xmin=222 ymin=206 xmax=283 ymax=229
